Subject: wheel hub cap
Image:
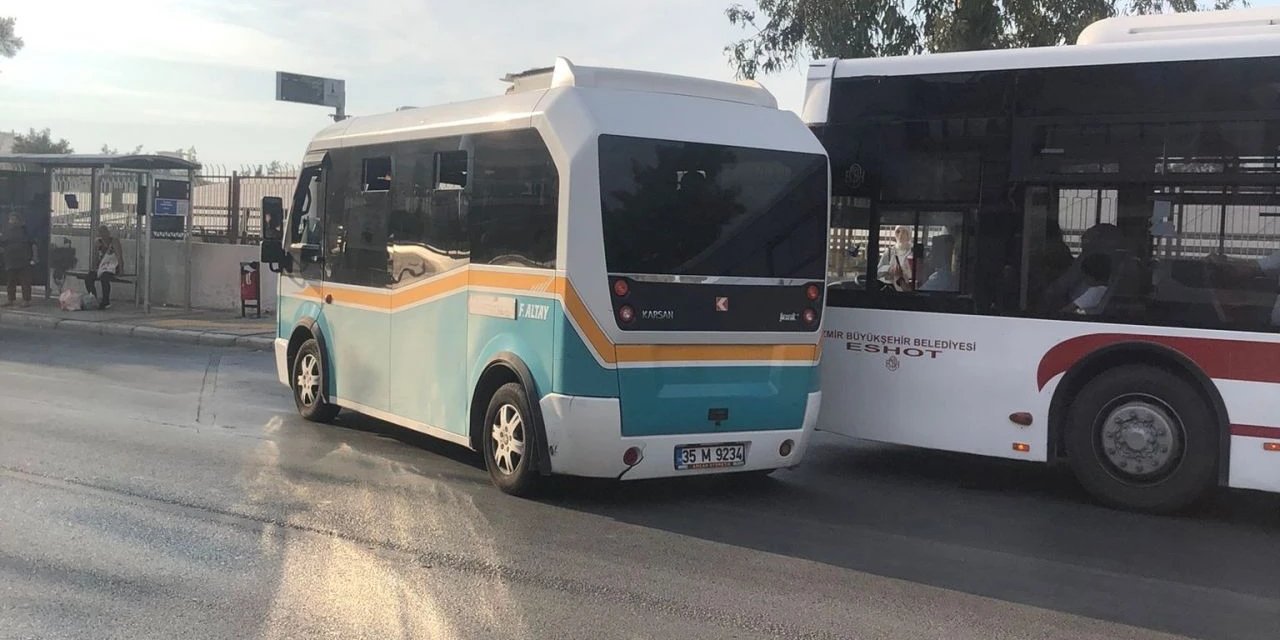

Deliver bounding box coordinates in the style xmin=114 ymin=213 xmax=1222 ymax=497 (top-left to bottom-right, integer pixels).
xmin=1100 ymin=401 xmax=1178 ymax=478
xmin=295 ymin=354 xmax=320 ymax=406
xmin=491 ymin=404 xmax=525 ymax=476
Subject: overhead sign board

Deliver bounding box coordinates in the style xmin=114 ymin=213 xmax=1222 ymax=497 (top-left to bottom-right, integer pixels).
xmin=275 ymin=71 xmax=345 ymax=109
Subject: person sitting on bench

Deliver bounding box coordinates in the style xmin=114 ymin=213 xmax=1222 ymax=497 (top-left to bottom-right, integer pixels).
xmin=82 ymin=225 xmax=122 ymax=310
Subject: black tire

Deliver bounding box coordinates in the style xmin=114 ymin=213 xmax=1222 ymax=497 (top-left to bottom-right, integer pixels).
xmin=291 ymin=338 xmax=340 ymax=423
xmin=1065 ymin=365 xmax=1218 ymax=513
xmin=482 ymin=382 xmax=543 ymax=497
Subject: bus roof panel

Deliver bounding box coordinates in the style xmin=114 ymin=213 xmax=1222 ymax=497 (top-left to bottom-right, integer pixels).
xmin=306 ymin=58 xmax=780 ymax=152
xmin=831 ymin=33 xmax=1280 ymax=79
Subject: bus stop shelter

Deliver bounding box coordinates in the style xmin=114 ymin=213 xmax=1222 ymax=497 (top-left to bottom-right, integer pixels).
xmin=0 ymin=153 xmax=201 ymax=311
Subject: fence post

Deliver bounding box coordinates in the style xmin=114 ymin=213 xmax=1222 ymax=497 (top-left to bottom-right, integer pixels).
xmin=228 ymin=171 xmax=240 ymax=242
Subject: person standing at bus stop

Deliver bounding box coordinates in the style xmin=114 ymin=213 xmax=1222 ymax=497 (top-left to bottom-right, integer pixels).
xmin=2 ymin=213 xmax=38 ymax=307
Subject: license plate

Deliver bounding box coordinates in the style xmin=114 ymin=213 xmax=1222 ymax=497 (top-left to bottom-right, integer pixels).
xmin=674 ymin=443 xmax=747 ymax=470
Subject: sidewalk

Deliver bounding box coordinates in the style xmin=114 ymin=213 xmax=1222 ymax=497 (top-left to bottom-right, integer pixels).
xmin=0 ymin=297 xmax=275 ymax=351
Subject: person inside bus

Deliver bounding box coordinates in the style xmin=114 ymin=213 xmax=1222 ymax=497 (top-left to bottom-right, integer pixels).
xmin=877 ymin=224 xmax=914 ymax=291
xmin=1208 ymin=248 xmax=1280 ymax=327
xmin=920 ymin=234 xmax=958 ymax=292
xmin=1064 ymin=252 xmax=1112 ymax=315
xmin=1037 ymin=223 xmax=1125 ymax=314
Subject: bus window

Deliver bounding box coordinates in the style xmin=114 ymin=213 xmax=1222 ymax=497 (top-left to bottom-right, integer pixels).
xmin=871 ymin=211 xmax=964 ymax=293
xmin=386 ymin=139 xmax=472 ymax=287
xmin=827 ymin=196 xmax=871 ymax=289
xmin=362 ymin=157 xmax=392 ymax=192
xmin=289 ymin=165 xmax=322 ymax=247
xmin=435 ymin=150 xmax=468 ymax=190
xmin=327 ymin=148 xmax=393 ymax=287
xmin=470 ymin=129 xmax=558 ymax=269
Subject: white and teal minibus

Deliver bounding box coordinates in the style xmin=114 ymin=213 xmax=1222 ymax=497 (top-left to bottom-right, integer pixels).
xmin=260 ymin=59 xmax=830 ymax=495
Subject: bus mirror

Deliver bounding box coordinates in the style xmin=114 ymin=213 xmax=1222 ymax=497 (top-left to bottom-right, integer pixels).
xmin=262 ymin=196 xmax=285 ymax=242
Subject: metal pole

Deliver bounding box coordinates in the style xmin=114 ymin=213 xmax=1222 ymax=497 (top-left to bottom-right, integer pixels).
xmin=144 ymin=172 xmax=152 ymax=314
xmin=184 ymin=168 xmax=194 ymax=310
xmin=44 ymin=170 xmax=53 ymax=300
xmin=89 ymin=167 xmax=101 ymax=237
xmin=229 ymin=171 xmax=239 ymax=242
xmin=134 ymin=173 xmax=143 ymax=305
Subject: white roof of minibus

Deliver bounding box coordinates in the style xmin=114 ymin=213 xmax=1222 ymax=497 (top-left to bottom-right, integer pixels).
xmin=825 ymin=8 xmax=1280 ymax=79
xmin=308 ymin=57 xmax=781 ymax=153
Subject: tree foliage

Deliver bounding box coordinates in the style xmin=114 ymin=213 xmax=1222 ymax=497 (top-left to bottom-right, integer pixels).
xmin=100 ymin=144 xmax=145 ymax=155
xmin=13 ymin=128 xmax=73 ymax=154
xmin=0 ymin=16 xmax=22 ymax=59
xmin=725 ymin=0 xmax=1246 ymax=78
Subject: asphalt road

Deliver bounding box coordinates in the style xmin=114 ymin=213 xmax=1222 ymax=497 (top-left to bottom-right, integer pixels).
xmin=1 ymin=326 xmax=1277 ymax=640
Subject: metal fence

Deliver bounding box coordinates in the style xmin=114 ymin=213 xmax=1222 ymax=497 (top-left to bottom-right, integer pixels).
xmin=50 ymin=168 xmax=296 ymax=244
xmin=1056 ymin=188 xmax=1280 ymax=260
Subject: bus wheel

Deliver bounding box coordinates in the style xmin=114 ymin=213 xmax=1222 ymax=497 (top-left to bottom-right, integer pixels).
xmin=1065 ymin=365 xmax=1217 ymax=513
xmin=483 ymin=382 xmax=543 ymax=497
xmin=292 ymin=338 xmax=339 ymax=423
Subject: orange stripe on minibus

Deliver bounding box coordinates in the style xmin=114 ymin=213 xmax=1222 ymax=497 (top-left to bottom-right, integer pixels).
xmin=614 ymin=343 xmax=818 ymax=364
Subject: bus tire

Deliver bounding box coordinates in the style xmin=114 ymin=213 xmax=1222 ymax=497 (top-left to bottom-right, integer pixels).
xmin=292 ymin=338 xmax=339 ymax=423
xmin=483 ymin=382 xmax=543 ymax=497
xmin=1065 ymin=364 xmax=1217 ymax=513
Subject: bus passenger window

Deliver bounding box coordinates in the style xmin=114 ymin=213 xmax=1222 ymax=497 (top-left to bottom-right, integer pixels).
xmin=362 ymin=157 xmax=392 ymax=192
xmin=827 ymin=196 xmax=871 ymax=289
xmin=872 ymin=211 xmax=965 ymax=294
xmin=435 ymin=151 xmax=468 ymax=190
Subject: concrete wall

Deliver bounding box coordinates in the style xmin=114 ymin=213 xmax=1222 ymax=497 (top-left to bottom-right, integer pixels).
xmin=51 ymin=234 xmax=278 ymax=312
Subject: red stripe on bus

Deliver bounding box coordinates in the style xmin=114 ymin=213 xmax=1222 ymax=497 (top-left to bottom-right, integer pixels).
xmin=1231 ymin=424 xmax=1280 ymax=439
xmin=1037 ymin=333 xmax=1280 ymax=390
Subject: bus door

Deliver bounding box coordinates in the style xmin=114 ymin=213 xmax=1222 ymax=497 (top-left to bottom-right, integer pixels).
xmin=280 ymin=162 xmax=326 ymax=338
xmin=822 ymin=203 xmax=980 ymax=439
xmin=316 ymin=151 xmax=392 ymax=413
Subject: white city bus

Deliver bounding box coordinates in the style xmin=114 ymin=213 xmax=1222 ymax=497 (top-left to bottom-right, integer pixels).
xmin=261 ymin=59 xmax=830 ymax=495
xmin=806 ymin=9 xmax=1280 ymax=511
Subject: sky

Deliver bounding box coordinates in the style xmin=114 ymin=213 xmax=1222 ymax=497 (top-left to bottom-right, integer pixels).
xmin=0 ymin=0 xmax=809 ymax=170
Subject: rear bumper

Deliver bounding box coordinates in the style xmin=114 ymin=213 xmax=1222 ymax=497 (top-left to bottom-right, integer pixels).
xmin=538 ymin=391 xmax=820 ymax=480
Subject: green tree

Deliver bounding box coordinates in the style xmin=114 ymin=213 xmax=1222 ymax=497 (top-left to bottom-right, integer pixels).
xmin=100 ymin=144 xmax=145 ymax=155
xmin=0 ymin=16 xmax=22 ymax=59
xmin=13 ymin=128 xmax=73 ymax=154
xmin=725 ymin=0 xmax=1245 ymax=78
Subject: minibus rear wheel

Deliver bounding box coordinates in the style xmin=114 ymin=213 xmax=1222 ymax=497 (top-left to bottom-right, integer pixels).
xmin=483 ymin=382 xmax=543 ymax=497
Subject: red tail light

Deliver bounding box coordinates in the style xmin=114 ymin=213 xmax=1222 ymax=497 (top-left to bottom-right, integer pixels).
xmin=802 ymin=308 xmax=817 ymax=325
xmin=805 ymin=283 xmax=821 ymax=301
xmin=613 ymin=278 xmax=630 ymax=297
xmin=618 ymin=305 xmax=636 ymax=324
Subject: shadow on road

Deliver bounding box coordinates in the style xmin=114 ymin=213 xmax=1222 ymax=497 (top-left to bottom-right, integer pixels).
xmin=537 ymin=435 xmax=1280 ymax=640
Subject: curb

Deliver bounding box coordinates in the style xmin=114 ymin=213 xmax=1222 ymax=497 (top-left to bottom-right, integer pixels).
xmin=0 ymin=311 xmax=273 ymax=351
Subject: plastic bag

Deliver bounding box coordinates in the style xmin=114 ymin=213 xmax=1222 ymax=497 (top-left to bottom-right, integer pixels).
xmin=98 ymin=252 xmax=120 ymax=276
xmin=80 ymin=293 xmax=98 ymax=310
xmin=59 ymin=288 xmax=81 ymax=311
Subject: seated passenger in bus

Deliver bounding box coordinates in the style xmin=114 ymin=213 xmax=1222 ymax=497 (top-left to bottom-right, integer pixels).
xmin=920 ymin=234 xmax=958 ymax=292
xmin=1066 ymin=252 xmax=1111 ymax=315
xmin=1037 ymin=223 xmax=1125 ymax=314
xmin=1209 ymin=249 xmax=1280 ymax=326
xmin=877 ymin=225 xmax=914 ymax=291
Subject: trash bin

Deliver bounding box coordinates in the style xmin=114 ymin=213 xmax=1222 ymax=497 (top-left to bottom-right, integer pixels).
xmin=240 ymin=261 xmax=261 ymax=318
